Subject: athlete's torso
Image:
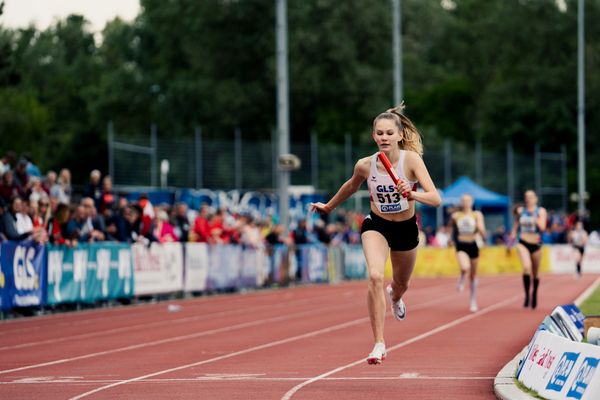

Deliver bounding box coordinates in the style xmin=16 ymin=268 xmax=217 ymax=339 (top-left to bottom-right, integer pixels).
xmin=367 ymin=150 xmax=417 ymax=221
xmin=518 ymin=207 xmax=541 ymax=244
xmin=454 ymin=211 xmax=477 ymax=243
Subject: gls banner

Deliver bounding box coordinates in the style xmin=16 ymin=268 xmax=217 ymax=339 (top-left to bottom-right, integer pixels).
xmin=47 ymin=243 xmax=133 ymax=304
xmin=0 ymin=241 xmax=46 ymax=310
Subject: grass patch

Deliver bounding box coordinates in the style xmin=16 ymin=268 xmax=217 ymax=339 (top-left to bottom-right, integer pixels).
xmin=514 ymin=378 xmax=546 ymax=399
xmin=579 ymin=281 xmax=600 ymax=316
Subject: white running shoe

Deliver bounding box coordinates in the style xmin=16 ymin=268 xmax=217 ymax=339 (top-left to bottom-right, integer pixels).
xmin=367 ymin=342 xmax=386 ymax=365
xmin=386 ymin=285 xmax=406 ymax=321
xmin=457 ymin=276 xmax=465 ymax=292
xmin=469 ymin=299 xmax=478 ymax=313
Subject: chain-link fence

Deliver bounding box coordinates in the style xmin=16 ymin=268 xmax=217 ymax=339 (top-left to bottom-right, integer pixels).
xmin=108 ymin=124 xmax=568 ymax=212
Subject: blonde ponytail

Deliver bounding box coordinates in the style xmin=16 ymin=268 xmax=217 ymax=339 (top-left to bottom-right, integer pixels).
xmin=374 ymin=102 xmax=423 ymax=156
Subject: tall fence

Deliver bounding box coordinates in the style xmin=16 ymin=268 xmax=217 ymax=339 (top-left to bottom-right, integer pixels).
xmin=108 ymin=124 xmax=568 ymax=212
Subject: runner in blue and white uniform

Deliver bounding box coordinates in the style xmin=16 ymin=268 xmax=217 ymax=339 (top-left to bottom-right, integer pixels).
xmin=310 ymin=103 xmax=441 ymax=365
xmin=510 ymin=190 xmax=547 ymax=309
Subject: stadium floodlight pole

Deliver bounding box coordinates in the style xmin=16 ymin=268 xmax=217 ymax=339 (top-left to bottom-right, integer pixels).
xmin=276 ymin=0 xmax=291 ymax=232
xmin=577 ymin=0 xmax=586 ymax=215
xmin=392 ymin=0 xmax=403 ymax=104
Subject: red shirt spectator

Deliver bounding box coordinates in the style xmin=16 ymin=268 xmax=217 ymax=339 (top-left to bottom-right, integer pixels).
xmin=192 ymin=205 xmax=211 ymax=243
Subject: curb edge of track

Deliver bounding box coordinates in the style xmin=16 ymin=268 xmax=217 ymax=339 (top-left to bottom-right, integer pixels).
xmin=494 ymin=276 xmax=600 ymax=400
xmin=493 ymin=350 xmax=534 ymax=400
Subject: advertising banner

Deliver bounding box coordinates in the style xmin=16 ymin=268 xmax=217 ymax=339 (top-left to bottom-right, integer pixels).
xmin=518 ymin=331 xmax=600 ymax=400
xmin=297 ymin=244 xmax=328 ymax=283
xmin=0 ymin=241 xmax=46 ymax=310
xmin=47 ymin=243 xmax=133 ymax=304
xmin=85 ymin=243 xmax=133 ymax=301
xmin=582 ymin=246 xmax=600 ymax=273
xmin=132 ymin=242 xmax=184 ymax=295
xmin=343 ymin=245 xmax=367 ymax=279
xmin=206 ymin=244 xmax=241 ymax=290
xmin=184 ymin=243 xmax=209 ymax=292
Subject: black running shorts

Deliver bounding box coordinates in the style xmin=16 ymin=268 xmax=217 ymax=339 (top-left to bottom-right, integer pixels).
xmin=519 ymin=239 xmax=541 ymax=254
xmin=455 ymin=241 xmax=479 ymax=259
xmin=360 ymin=212 xmax=419 ymax=251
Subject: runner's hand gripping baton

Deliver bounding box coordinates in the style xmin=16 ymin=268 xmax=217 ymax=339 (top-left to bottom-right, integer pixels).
xmin=377 ymin=152 xmax=410 ymax=198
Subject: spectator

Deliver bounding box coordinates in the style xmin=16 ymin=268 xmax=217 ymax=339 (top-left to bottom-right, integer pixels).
xmin=66 ymin=198 xmax=106 ymax=243
xmin=292 ymin=219 xmax=310 ymax=245
xmin=99 ymin=175 xmax=117 ymax=213
xmin=38 ymin=198 xmax=51 ymax=228
xmin=28 ymin=176 xmax=49 ymax=204
xmin=238 ymin=215 xmax=263 ymax=248
xmin=0 ymin=196 xmax=32 ymax=241
xmin=265 ymin=224 xmax=290 ymax=246
xmin=84 ymin=169 xmax=103 ymax=210
xmin=0 ymin=151 xmax=16 ymax=174
xmin=14 ymin=197 xmax=33 ymax=236
xmin=191 ymin=204 xmax=211 ymax=243
xmin=13 ymin=158 xmax=29 ymax=196
xmin=314 ymin=218 xmax=331 ymax=244
xmin=172 ymin=202 xmax=191 ymax=242
xmin=124 ymin=204 xmax=153 ymax=243
xmin=47 ymin=203 xmax=72 ymax=245
xmin=105 ymin=197 xmax=129 ymax=242
xmin=138 ymin=194 xmax=154 ymax=237
xmin=0 ymin=170 xmax=19 ymax=203
xmin=42 ymin=170 xmax=57 ymax=195
xmin=29 ymin=200 xmax=44 ymax=229
xmin=52 ymin=168 xmax=72 ymax=204
xmin=22 ymin=152 xmax=42 ymax=178
xmin=153 ymin=209 xmax=178 ymax=243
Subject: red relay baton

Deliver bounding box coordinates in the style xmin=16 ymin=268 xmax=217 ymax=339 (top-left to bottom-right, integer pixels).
xmin=377 ymin=152 xmax=410 ymax=198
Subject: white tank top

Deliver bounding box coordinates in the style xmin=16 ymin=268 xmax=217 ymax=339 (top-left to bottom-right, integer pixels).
xmin=572 ymin=229 xmax=586 ymax=247
xmin=367 ymin=151 xmax=417 ymax=214
xmin=455 ymin=212 xmax=477 ymax=235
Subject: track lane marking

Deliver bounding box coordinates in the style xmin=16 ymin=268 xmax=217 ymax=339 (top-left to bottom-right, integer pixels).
xmin=63 ymin=278 xmax=515 ymax=400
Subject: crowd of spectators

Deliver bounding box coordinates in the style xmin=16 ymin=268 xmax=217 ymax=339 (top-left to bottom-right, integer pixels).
xmin=0 ymin=151 xmax=366 ymax=248
xmin=0 ymin=150 xmax=595 ymax=250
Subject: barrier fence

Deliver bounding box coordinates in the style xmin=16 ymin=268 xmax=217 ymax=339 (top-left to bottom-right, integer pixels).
xmin=0 ymin=240 xmax=367 ymax=313
xmin=1 ymin=240 xmax=599 ymax=313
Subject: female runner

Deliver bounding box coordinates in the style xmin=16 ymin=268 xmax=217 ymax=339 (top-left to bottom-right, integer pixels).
xmin=449 ymin=194 xmax=486 ymax=312
xmin=568 ymin=220 xmax=588 ymax=278
xmin=510 ymin=190 xmax=547 ymax=309
xmin=310 ymin=103 xmax=441 ymax=364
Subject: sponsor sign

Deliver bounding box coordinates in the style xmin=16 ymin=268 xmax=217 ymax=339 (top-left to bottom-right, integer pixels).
xmin=0 ymin=241 xmax=46 ymax=310
xmin=206 ymin=245 xmax=241 ymax=290
xmin=518 ymin=331 xmax=600 ymax=400
xmin=184 ymin=243 xmax=209 ymax=292
xmin=47 ymin=243 xmax=133 ymax=304
xmin=132 ymin=242 xmax=183 ymax=295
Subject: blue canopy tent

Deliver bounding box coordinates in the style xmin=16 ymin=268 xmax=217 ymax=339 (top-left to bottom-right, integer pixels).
xmin=420 ymin=176 xmax=511 ymax=237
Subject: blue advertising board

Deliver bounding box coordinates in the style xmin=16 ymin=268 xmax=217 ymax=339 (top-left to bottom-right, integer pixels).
xmin=47 ymin=243 xmax=133 ymax=305
xmin=0 ymin=241 xmax=47 ymax=310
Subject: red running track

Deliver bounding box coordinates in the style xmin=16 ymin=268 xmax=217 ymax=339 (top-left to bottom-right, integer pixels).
xmin=0 ymin=274 xmax=597 ymax=400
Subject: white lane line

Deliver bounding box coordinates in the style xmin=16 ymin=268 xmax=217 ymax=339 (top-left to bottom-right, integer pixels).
xmin=0 ymin=286 xmax=343 ymax=335
xmin=0 ymin=300 xmax=366 ymax=376
xmin=280 ymin=294 xmax=521 ymax=400
xmin=64 ymin=281 xmax=510 ymax=400
xmin=0 ymin=375 xmax=495 ymax=385
xmin=0 ymin=276 xmax=480 ymax=355
xmin=574 ymin=276 xmax=600 ymax=306
xmin=0 ymin=289 xmax=363 ymax=351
